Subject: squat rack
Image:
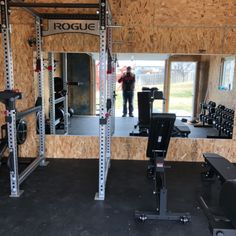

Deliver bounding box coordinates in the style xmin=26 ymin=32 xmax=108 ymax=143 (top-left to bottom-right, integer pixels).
xmin=0 ymin=0 xmax=116 ymax=200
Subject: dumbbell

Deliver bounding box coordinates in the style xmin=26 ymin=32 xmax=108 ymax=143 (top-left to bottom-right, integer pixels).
xmin=200 ymin=103 xmax=207 ymax=110
xmin=209 ymin=107 xmax=216 ymax=114
xmin=218 ymin=105 xmax=225 ymax=110
xmin=207 ymin=118 xmax=213 ymax=125
xmin=200 ymin=114 xmax=205 ymax=122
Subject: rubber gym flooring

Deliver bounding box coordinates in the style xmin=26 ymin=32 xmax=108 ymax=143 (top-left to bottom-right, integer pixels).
xmin=0 ymin=159 xmax=211 ymax=236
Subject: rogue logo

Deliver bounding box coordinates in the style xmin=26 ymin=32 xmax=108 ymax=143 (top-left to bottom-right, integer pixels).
xmin=54 ymin=23 xmax=96 ymax=31
xmin=43 ymin=20 xmax=99 ymax=36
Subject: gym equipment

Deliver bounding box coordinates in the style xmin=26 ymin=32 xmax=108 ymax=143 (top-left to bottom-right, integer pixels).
xmin=195 ymin=101 xmax=234 ymax=139
xmin=4 ymin=0 xmax=115 ymax=201
xmin=68 ymin=107 xmax=74 ymax=117
xmin=135 ymin=113 xmax=191 ymax=223
xmin=208 ymin=104 xmax=234 ymax=139
xmin=0 ymin=124 xmax=8 ymax=164
xmin=48 ymin=54 xmax=69 ymax=135
xmin=200 ymin=153 xmax=236 ymax=236
xmin=195 ymin=101 xmax=216 ymax=128
xmin=131 ymin=87 xmax=165 ymax=136
xmin=135 ymin=91 xmax=152 ymax=135
xmin=172 ymin=119 xmax=191 ymax=138
xmin=130 ymin=87 xmax=191 ymax=138
xmin=0 ymin=1 xmax=49 ymax=197
xmin=16 ymin=119 xmax=27 ymax=145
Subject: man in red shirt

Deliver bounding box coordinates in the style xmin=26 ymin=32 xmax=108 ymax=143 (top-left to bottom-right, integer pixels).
xmin=118 ymin=66 xmax=135 ymax=117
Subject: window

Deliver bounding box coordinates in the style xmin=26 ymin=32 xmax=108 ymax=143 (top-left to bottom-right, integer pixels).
xmin=219 ymin=57 xmax=235 ymax=91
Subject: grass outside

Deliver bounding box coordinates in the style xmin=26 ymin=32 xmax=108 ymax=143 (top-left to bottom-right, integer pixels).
xmin=169 ymin=82 xmax=193 ymax=114
xmin=115 ymin=81 xmax=193 ymax=115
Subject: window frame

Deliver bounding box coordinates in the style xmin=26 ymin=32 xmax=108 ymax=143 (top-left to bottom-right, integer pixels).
xmin=219 ymin=56 xmax=235 ymax=91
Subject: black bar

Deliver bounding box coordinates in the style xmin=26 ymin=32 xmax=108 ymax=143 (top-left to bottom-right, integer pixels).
xmin=67 ymin=81 xmax=83 ymax=86
xmin=99 ymin=118 xmax=107 ymax=125
xmin=39 ymin=13 xmax=99 ymax=20
xmin=17 ymin=106 xmax=41 ymax=119
xmin=1 ymin=1 xmax=7 ymax=27
xmin=9 ymin=2 xmax=99 ymax=8
xmin=99 ymin=0 xmax=106 ymax=29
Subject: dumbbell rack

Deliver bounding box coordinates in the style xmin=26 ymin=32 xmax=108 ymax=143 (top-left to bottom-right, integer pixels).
xmin=195 ymin=101 xmax=216 ymax=128
xmin=208 ymin=105 xmax=234 ymax=139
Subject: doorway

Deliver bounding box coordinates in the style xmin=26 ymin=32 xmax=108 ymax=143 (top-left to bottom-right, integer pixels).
xmin=169 ymin=62 xmax=197 ymax=117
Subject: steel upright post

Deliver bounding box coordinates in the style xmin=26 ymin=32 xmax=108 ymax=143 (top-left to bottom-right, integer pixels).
xmin=95 ymin=0 xmax=108 ymax=201
xmin=63 ymin=53 xmax=69 ymax=134
xmin=1 ymin=0 xmax=22 ymax=197
xmin=48 ymin=52 xmax=56 ymax=134
xmin=111 ymin=55 xmax=117 ymax=134
xmin=35 ymin=17 xmax=47 ymax=166
xmin=106 ymin=27 xmax=113 ymax=165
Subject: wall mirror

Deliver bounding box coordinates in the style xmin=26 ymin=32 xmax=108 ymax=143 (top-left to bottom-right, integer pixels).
xmin=39 ymin=53 xmax=235 ymax=139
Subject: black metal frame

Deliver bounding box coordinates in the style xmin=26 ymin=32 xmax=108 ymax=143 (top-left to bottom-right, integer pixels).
xmin=9 ymin=2 xmax=99 ymax=8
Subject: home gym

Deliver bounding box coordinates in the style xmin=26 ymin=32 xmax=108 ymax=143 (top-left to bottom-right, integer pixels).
xmin=0 ymin=1 xmax=236 ymax=236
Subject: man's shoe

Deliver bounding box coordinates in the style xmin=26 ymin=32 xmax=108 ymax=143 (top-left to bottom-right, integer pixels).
xmin=122 ymin=114 xmax=127 ymax=117
xmin=129 ymin=114 xmax=134 ymax=117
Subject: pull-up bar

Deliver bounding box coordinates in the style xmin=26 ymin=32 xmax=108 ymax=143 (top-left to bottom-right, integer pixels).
xmin=39 ymin=13 xmax=99 ymax=20
xmin=8 ymin=2 xmax=99 ymax=9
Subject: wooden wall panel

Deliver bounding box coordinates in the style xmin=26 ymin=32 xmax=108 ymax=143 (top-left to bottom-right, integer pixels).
xmin=11 ymin=10 xmax=34 ymax=25
xmin=129 ymin=27 xmax=154 ymax=53
xmin=223 ymin=28 xmax=236 ymax=54
xmin=113 ymin=0 xmax=154 ymax=27
xmin=43 ymin=34 xmax=99 ymax=53
xmin=7 ymin=0 xmax=236 ymax=55
xmin=152 ymin=27 xmax=224 ymax=54
xmin=45 ymin=135 xmax=99 ymax=158
xmin=153 ymin=0 xmax=236 ymax=26
xmin=20 ymin=135 xmax=236 ymax=163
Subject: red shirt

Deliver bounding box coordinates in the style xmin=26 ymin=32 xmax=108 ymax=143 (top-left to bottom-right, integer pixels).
xmin=118 ymin=73 xmax=135 ymax=91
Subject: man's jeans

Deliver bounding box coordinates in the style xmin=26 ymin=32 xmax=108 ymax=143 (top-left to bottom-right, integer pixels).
xmin=123 ymin=90 xmax=134 ymax=115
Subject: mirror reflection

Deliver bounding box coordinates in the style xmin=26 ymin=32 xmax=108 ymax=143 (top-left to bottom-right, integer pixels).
xmin=41 ymin=53 xmax=235 ymax=139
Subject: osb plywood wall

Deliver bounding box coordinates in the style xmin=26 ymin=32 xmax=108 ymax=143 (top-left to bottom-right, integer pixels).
xmin=9 ymin=0 xmax=236 ymax=54
xmin=2 ymin=1 xmax=236 ymax=161
xmin=42 ymin=136 xmax=236 ymax=163
xmin=207 ymin=55 xmax=236 ymax=110
xmin=111 ymin=0 xmax=236 ymax=54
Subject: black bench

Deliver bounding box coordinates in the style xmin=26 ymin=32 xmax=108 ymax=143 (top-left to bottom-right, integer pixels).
xmin=130 ymin=119 xmax=191 ymax=137
xmin=203 ymin=153 xmax=236 ymax=182
xmin=174 ymin=120 xmax=191 ymax=137
xmin=200 ymin=153 xmax=236 ymax=236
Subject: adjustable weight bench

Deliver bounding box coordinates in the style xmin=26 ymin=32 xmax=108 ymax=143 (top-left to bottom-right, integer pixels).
xmin=135 ymin=113 xmax=191 ymax=223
